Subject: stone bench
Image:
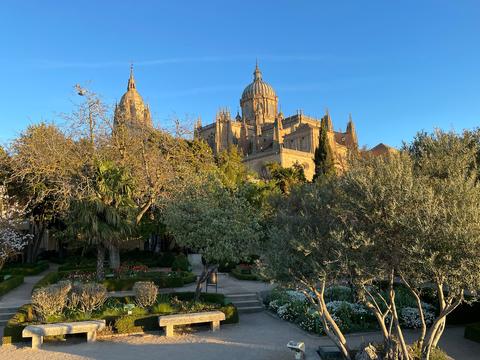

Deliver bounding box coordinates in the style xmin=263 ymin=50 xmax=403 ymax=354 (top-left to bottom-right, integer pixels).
xmin=22 ymin=320 xmax=106 ymax=349
xmin=158 ymin=311 xmax=225 ymax=337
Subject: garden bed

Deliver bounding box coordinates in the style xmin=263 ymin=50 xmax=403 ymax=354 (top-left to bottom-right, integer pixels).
xmin=33 ymin=268 xmax=196 ymax=292
xmin=2 ymin=292 xmax=238 ymax=344
xmin=0 ymin=260 xmax=49 ymax=276
xmin=465 ymin=322 xmax=480 ymax=343
xmin=0 ymin=275 xmax=24 ymax=297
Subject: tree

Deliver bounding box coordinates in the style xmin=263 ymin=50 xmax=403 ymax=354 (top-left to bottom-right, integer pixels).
xmin=5 ymin=123 xmax=78 ymax=263
xmin=68 ymin=161 xmax=134 ymax=279
xmin=216 ymin=145 xmax=250 ymax=190
xmin=335 ymin=153 xmax=422 ymax=358
xmin=313 ymin=117 xmax=335 ymax=181
xmin=405 ymin=130 xmax=480 ymax=359
xmin=265 ymin=162 xmax=306 ymax=194
xmin=163 ymin=178 xmax=262 ymax=301
xmin=0 ymin=187 xmax=29 ymax=270
xmin=260 ymin=181 xmax=353 ymax=359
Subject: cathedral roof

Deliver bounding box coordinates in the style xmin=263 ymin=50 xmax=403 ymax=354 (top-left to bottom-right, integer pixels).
xmin=241 ymin=63 xmax=277 ymax=101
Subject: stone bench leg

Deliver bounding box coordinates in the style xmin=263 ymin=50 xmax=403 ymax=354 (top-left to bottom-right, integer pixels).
xmin=165 ymin=325 xmax=174 ymax=337
xmin=87 ymin=331 xmax=97 ymax=343
xmin=211 ymin=320 xmax=220 ymax=332
xmin=31 ymin=335 xmax=43 ymax=350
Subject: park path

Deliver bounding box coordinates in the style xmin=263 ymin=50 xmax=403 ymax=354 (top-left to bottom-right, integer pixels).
xmin=0 ymin=263 xmax=58 ymax=342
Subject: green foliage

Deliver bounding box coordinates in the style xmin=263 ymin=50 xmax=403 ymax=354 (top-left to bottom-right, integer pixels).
xmin=216 ymin=145 xmax=250 ymax=190
xmin=171 ymin=254 xmax=190 ymax=271
xmin=163 ymin=178 xmax=262 ymax=266
xmin=0 ymin=275 xmax=24 ymax=296
xmin=158 ymin=252 xmax=176 ymax=267
xmin=231 ymin=267 xmax=260 ymax=281
xmin=2 ymin=304 xmax=34 ymax=344
xmin=265 ymin=162 xmax=306 ymax=194
xmin=32 ymin=271 xmax=62 ymax=291
xmin=151 ymin=302 xmax=175 ymax=314
xmin=313 ymin=116 xmax=335 ymax=181
xmin=0 ymin=260 xmax=48 ymax=276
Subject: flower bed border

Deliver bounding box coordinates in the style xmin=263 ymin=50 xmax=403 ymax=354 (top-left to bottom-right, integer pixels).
xmin=2 ymin=292 xmax=238 ymax=344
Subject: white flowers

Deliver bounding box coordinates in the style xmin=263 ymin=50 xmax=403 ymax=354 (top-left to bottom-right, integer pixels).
xmin=400 ymin=306 xmax=435 ymax=329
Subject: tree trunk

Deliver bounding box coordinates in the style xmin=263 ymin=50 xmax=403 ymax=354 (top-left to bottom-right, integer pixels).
xmin=400 ymin=274 xmax=426 ymax=348
xmin=389 ymin=272 xmax=410 ymax=360
xmin=26 ymin=221 xmax=45 ymax=263
xmin=314 ymin=280 xmax=352 ymax=360
xmin=421 ymin=284 xmax=463 ymax=360
xmin=194 ymin=263 xmax=215 ymax=302
xmin=108 ymin=243 xmax=121 ymax=270
xmin=96 ymin=243 xmax=106 ymax=281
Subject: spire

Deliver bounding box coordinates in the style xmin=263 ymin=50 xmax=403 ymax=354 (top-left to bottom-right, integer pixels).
xmin=253 ymin=60 xmax=262 ymax=81
xmin=346 ymin=113 xmax=358 ymax=148
xmin=323 ymin=108 xmax=333 ymax=131
xmin=128 ymin=64 xmax=136 ymax=90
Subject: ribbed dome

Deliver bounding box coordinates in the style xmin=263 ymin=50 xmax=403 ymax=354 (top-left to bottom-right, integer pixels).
xmin=241 ymin=64 xmax=277 ymax=100
xmin=114 ymin=65 xmax=152 ymax=127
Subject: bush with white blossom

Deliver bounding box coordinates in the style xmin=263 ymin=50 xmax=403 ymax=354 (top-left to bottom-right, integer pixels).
xmin=266 ymin=286 xmax=436 ymax=334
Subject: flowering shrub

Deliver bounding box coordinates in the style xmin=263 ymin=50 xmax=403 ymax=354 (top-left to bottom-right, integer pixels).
xmin=70 ymin=282 xmax=107 ymax=315
xmin=64 ymin=270 xmax=96 ymax=283
xmin=116 ymin=264 xmax=149 ymax=278
xmin=400 ymin=306 xmax=436 ymax=329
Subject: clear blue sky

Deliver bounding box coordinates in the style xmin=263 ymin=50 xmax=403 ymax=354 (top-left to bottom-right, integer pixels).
xmin=1 ymin=1 xmax=479 ymax=148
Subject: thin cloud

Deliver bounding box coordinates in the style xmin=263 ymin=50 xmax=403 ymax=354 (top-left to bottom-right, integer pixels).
xmin=28 ymin=54 xmax=371 ymax=69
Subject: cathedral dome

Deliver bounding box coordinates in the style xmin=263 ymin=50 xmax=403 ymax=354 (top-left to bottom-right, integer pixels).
xmin=241 ymin=63 xmax=277 ymax=101
xmin=114 ymin=65 xmax=152 ymax=128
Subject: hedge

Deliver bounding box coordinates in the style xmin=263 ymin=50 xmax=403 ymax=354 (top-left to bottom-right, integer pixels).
xmin=230 ymin=268 xmax=259 ymax=281
xmin=32 ymin=271 xmax=62 ymax=291
xmin=102 ymin=272 xmax=195 ymax=291
xmin=0 ymin=275 xmax=24 ymax=297
xmin=2 ymin=304 xmax=33 ymax=344
xmin=113 ymin=304 xmax=238 ymax=334
xmin=33 ymin=270 xmax=196 ymax=292
xmin=0 ymin=261 xmax=49 ymax=276
xmin=465 ymin=322 xmax=480 ymax=343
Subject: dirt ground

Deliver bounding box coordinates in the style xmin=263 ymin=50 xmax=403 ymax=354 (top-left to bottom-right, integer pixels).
xmin=1 ymin=312 xmax=479 ymax=360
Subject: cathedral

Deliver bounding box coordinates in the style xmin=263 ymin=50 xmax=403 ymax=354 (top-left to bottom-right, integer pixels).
xmin=113 ymin=65 xmax=394 ymax=180
xmin=195 ymin=63 xmax=394 ymax=180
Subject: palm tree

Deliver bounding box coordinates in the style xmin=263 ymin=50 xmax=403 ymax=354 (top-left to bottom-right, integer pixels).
xmin=70 ymin=161 xmax=134 ymax=280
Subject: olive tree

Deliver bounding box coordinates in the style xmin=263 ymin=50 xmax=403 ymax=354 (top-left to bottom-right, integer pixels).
xmin=405 ymin=131 xmax=480 ymax=359
xmin=260 ymin=181 xmax=353 ymax=359
xmin=163 ymin=178 xmax=262 ymax=301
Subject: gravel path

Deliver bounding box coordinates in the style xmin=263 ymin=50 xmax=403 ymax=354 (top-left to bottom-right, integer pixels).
xmin=1 ymin=312 xmax=479 ymax=360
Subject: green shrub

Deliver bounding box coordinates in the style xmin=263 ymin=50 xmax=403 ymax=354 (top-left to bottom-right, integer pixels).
xmin=324 ymin=285 xmax=355 ymax=302
xmin=33 ymin=271 xmax=62 ymax=291
xmin=0 ymin=261 xmax=49 ymax=276
xmin=465 ymin=322 xmax=480 ymax=343
xmin=101 ymin=273 xmax=190 ymax=291
xmin=2 ymin=304 xmax=34 ymax=344
xmin=114 ymin=314 xmax=160 ymax=333
xmin=172 ymin=254 xmax=190 ymax=272
xmin=0 ymin=275 xmax=24 ymax=296
xmin=173 ymin=292 xmax=226 ymax=305
xmin=182 ymin=272 xmax=197 ymax=284
xmin=219 ymin=304 xmax=239 ymax=324
xmin=231 ymin=267 xmax=259 ymax=281
xmin=151 ymin=302 xmax=175 ymax=314
xmin=158 ymin=252 xmax=175 ymax=267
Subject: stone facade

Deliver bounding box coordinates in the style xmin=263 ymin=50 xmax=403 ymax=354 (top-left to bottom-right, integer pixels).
xmin=195 ymin=64 xmax=392 ymax=180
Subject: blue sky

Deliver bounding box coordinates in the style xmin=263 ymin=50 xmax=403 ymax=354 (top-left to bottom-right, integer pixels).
xmin=1 ymin=1 xmax=479 ymax=148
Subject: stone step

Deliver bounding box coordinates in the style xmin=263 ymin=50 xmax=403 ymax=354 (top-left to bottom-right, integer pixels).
xmin=0 ymin=307 xmax=18 ymax=314
xmin=0 ymin=313 xmax=15 ymax=321
xmin=225 ymin=293 xmax=258 ymax=301
xmin=237 ymin=305 xmax=264 ymax=314
xmin=230 ymin=299 xmax=261 ymax=305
